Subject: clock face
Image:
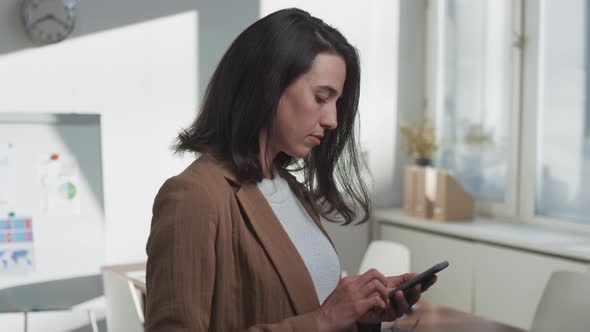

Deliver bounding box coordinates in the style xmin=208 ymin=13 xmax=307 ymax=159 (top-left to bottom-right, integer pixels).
xmin=21 ymin=0 xmax=77 ymax=44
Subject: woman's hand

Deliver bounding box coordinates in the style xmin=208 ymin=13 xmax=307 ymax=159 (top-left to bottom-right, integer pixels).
xmin=359 ymin=273 xmax=438 ymax=323
xmin=313 ymin=269 xmax=391 ymax=332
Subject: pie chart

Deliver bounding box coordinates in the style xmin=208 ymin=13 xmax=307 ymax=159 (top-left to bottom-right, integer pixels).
xmin=58 ymin=182 xmax=77 ymax=200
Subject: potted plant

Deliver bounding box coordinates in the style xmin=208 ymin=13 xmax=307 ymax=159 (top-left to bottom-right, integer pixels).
xmin=399 ymin=118 xmax=438 ymax=166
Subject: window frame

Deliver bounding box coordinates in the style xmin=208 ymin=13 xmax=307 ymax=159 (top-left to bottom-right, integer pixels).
xmin=425 ymin=0 xmax=590 ymax=234
xmin=519 ymin=0 xmax=590 ymax=234
xmin=425 ymin=0 xmax=523 ymax=220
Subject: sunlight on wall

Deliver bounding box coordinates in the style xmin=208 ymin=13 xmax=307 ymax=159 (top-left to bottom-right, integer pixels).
xmin=0 ymin=11 xmax=199 ymax=267
xmin=0 ymin=11 xmax=198 ymax=114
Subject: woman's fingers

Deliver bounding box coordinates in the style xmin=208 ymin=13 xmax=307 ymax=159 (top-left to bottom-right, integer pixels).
xmin=404 ymin=284 xmax=422 ymax=307
xmin=421 ymin=275 xmax=438 ymax=292
xmin=356 ymin=269 xmax=388 ymax=288
xmin=391 ymin=290 xmax=411 ymax=315
xmin=361 ymin=279 xmax=391 ymax=304
xmin=353 ymin=269 xmax=390 ymax=304
xmin=358 ymin=295 xmax=387 ymax=315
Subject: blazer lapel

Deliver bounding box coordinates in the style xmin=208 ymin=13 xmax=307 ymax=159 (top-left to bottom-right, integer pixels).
xmin=235 ymin=182 xmax=321 ymax=315
xmin=202 ymin=153 xmax=338 ymax=313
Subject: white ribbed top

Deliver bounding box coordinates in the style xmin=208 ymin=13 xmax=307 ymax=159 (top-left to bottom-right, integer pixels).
xmin=257 ymin=175 xmax=341 ymax=304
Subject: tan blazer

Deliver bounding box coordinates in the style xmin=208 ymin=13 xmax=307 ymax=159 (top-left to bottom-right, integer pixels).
xmin=145 ymin=155 xmax=379 ymax=332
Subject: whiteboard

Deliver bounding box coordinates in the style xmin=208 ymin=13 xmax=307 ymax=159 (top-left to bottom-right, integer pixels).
xmin=0 ymin=113 xmax=104 ymax=289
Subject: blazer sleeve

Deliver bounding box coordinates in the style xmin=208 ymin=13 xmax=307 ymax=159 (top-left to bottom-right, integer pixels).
xmin=145 ymin=177 xmax=323 ymax=332
xmin=145 ymin=177 xmax=219 ymax=331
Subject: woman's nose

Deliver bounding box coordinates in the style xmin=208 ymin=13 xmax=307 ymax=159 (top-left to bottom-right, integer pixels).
xmin=320 ymin=105 xmax=337 ymax=130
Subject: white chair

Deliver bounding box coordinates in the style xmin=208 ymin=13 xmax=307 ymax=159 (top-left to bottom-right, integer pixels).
xmin=102 ymin=271 xmax=144 ymax=332
xmin=358 ymin=240 xmax=410 ymax=276
xmin=530 ymin=270 xmax=590 ymax=332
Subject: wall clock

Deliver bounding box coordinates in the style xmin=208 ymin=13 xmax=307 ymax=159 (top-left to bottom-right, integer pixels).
xmin=20 ymin=0 xmax=77 ymax=44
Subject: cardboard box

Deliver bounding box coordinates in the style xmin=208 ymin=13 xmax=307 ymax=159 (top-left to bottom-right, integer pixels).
xmin=412 ymin=166 xmax=433 ymax=219
xmin=403 ymin=166 xmax=417 ymax=215
xmin=431 ymin=170 xmax=475 ymax=221
xmin=404 ymin=166 xmax=475 ymax=221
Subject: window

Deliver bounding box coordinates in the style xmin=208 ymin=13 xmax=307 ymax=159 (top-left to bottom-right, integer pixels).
xmin=534 ymin=0 xmax=590 ymax=223
xmin=427 ymin=0 xmax=519 ymax=215
xmin=426 ymin=0 xmax=590 ymax=229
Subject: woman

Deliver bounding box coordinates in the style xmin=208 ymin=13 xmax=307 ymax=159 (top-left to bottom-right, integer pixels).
xmin=145 ymin=8 xmax=435 ymax=332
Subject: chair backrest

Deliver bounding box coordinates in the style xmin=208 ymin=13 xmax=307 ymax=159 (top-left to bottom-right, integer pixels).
xmin=530 ymin=270 xmax=590 ymax=332
xmin=102 ymin=270 xmax=144 ymax=332
xmin=358 ymin=240 xmax=410 ymax=276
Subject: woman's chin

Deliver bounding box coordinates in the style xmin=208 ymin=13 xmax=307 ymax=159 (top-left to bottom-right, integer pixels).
xmin=285 ymin=146 xmax=313 ymax=158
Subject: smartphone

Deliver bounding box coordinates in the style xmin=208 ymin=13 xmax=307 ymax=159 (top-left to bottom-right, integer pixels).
xmin=388 ymin=260 xmax=449 ymax=304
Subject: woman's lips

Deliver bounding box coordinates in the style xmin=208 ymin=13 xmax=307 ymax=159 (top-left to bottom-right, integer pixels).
xmin=309 ymin=135 xmax=322 ymax=145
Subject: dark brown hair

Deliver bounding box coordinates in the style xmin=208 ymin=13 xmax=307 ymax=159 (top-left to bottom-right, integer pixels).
xmin=174 ymin=8 xmax=371 ymax=225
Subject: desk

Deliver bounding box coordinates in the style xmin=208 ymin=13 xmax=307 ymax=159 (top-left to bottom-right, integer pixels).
xmin=0 ymin=274 xmax=104 ymax=332
xmin=102 ymin=263 xmax=524 ymax=332
xmin=385 ymin=301 xmax=524 ymax=332
xmin=102 ymin=262 xmax=146 ymax=293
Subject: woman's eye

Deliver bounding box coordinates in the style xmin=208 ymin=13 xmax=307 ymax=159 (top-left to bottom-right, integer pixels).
xmin=315 ymin=96 xmax=328 ymax=104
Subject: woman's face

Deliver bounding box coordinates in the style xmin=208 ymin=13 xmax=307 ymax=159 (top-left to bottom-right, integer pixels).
xmin=270 ymin=52 xmax=346 ymax=158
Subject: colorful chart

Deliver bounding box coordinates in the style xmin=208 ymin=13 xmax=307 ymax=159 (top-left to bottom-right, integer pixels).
xmin=0 ymin=217 xmax=35 ymax=272
xmin=59 ymin=181 xmax=77 ymax=200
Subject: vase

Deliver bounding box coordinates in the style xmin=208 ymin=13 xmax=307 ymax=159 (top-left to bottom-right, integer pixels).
xmin=415 ymin=157 xmax=432 ymax=167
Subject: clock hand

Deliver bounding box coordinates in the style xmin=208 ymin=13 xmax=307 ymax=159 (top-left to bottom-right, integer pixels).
xmin=29 ymin=14 xmax=53 ymax=30
xmin=48 ymin=14 xmax=71 ymax=30
xmin=29 ymin=14 xmax=70 ymax=31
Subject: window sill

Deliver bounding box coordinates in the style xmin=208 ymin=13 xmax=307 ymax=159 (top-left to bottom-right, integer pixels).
xmin=373 ymin=209 xmax=590 ymax=262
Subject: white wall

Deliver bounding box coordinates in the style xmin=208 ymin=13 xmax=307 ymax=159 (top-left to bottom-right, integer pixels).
xmin=259 ymin=1 xmax=401 ymax=274
xmin=0 ymin=1 xmax=258 ymax=331
xmin=0 ymin=0 xmax=259 ymax=264
xmin=2 ymin=9 xmax=200 ymax=268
